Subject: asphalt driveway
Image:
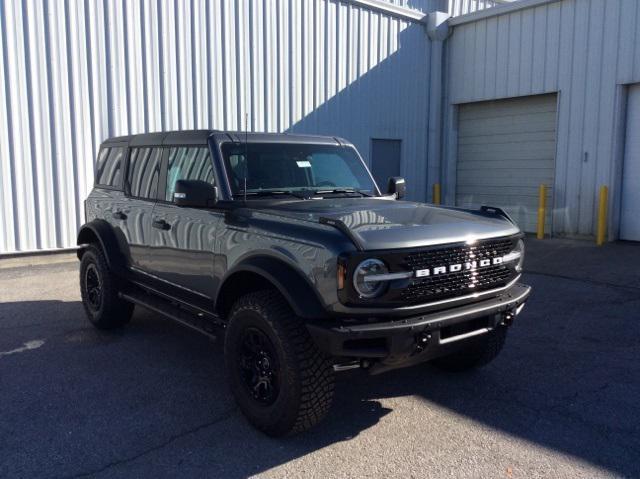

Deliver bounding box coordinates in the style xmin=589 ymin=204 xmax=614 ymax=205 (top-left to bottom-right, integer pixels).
xmin=0 ymin=238 xmax=639 ymax=478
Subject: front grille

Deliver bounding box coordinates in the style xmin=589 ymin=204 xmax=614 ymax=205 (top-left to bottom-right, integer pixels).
xmin=399 ymin=238 xmax=516 ymax=304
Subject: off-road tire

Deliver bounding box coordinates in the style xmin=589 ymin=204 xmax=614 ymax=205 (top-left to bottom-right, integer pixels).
xmin=224 ymin=290 xmax=335 ymax=437
xmin=79 ymin=244 xmax=133 ymax=329
xmin=432 ymin=326 xmax=508 ymax=372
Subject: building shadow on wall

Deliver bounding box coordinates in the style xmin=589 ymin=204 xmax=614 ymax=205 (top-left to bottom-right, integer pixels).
xmin=283 ymin=21 xmax=430 ymax=200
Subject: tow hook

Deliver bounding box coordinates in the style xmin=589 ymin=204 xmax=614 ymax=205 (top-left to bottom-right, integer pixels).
xmin=333 ymin=359 xmax=372 ymax=372
xmin=415 ymin=332 xmax=432 ymax=353
xmin=502 ymin=310 xmax=516 ymax=326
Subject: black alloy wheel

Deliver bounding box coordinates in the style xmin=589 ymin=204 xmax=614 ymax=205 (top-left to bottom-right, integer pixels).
xmin=84 ymin=263 xmax=103 ymax=311
xmin=238 ymin=327 xmax=280 ymax=405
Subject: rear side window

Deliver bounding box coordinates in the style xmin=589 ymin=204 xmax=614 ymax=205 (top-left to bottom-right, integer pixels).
xmin=95 ymin=146 xmax=125 ymax=188
xmin=127 ymin=147 xmax=162 ymax=200
xmin=165 ymin=147 xmax=214 ymax=201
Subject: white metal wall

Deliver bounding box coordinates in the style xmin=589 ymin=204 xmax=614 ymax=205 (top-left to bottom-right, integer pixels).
xmin=0 ymin=0 xmax=430 ymax=254
xmin=444 ymin=0 xmax=640 ymax=237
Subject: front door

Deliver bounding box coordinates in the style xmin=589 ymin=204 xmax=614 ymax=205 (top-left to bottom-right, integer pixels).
xmin=150 ymin=146 xmax=221 ymax=300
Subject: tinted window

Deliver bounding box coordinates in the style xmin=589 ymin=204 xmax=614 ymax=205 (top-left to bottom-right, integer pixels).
xmin=165 ymin=147 xmax=214 ymax=201
xmin=127 ymin=147 xmax=162 ymax=200
xmin=95 ymin=146 xmax=124 ymax=188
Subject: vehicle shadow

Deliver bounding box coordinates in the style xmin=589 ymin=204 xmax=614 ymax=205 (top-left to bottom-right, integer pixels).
xmin=0 ymin=299 xmax=392 ymax=478
xmin=1 ymin=270 xmax=639 ymax=478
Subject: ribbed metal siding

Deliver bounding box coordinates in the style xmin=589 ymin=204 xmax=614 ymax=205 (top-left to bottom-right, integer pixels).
xmin=0 ymin=0 xmax=429 ymax=254
xmin=380 ymin=0 xmax=502 ymax=16
xmin=447 ymin=0 xmax=503 ymax=17
xmin=445 ymin=0 xmax=640 ymax=236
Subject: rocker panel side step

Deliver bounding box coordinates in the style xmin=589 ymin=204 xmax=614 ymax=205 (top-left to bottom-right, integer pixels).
xmin=120 ymin=291 xmax=220 ymax=340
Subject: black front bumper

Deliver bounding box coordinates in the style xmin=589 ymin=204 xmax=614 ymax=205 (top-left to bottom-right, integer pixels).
xmin=306 ymin=283 xmax=531 ymax=373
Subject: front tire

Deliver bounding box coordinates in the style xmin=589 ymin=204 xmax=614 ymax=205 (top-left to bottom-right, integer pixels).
xmin=224 ymin=290 xmax=335 ymax=437
xmin=432 ymin=326 xmax=508 ymax=372
xmin=79 ymin=245 xmax=133 ymax=329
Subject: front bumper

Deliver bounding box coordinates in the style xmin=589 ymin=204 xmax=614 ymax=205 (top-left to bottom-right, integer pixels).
xmin=306 ymin=283 xmax=531 ymax=373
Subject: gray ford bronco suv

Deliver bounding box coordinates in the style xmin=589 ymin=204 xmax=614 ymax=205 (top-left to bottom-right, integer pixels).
xmin=78 ymin=130 xmax=530 ymax=436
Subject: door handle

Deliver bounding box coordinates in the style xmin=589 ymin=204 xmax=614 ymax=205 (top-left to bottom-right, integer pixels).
xmin=152 ymin=219 xmax=171 ymax=231
xmin=112 ymin=211 xmax=127 ymax=220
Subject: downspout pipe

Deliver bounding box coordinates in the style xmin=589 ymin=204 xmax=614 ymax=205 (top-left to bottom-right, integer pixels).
xmin=425 ymin=12 xmax=451 ymax=203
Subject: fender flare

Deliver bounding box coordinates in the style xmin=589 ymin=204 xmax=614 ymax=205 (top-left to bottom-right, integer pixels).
xmin=217 ymin=255 xmax=329 ymax=320
xmin=76 ymin=220 xmax=128 ymax=276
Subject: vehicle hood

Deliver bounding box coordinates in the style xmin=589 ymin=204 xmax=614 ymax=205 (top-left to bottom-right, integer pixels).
xmin=254 ymin=198 xmax=520 ymax=250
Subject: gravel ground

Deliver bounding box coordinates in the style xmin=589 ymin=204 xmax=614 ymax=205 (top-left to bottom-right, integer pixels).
xmin=0 ymin=238 xmax=639 ymax=478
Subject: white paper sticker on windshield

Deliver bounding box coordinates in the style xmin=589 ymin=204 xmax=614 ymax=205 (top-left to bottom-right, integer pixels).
xmin=296 ymin=160 xmax=312 ymax=168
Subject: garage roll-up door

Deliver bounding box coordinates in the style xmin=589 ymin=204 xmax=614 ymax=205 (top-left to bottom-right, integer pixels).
xmin=620 ymin=84 xmax=640 ymax=241
xmin=456 ymin=94 xmax=557 ymax=234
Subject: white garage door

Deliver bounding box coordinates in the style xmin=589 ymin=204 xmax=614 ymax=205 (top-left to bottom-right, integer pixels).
xmin=620 ymin=84 xmax=640 ymax=241
xmin=456 ymin=94 xmax=557 ymax=234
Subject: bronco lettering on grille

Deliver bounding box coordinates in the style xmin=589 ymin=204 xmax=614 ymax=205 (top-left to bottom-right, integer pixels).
xmin=414 ymin=256 xmax=503 ymax=278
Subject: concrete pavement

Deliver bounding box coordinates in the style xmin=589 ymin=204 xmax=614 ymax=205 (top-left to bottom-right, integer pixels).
xmin=0 ymin=238 xmax=638 ymax=478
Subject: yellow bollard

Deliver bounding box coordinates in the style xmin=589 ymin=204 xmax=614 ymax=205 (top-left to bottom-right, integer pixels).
xmin=537 ymin=184 xmax=547 ymax=239
xmin=433 ymin=183 xmax=441 ymax=205
xmin=597 ymin=185 xmax=609 ymax=246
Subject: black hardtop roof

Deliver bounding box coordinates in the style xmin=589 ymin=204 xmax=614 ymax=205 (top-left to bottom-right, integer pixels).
xmin=100 ymin=130 xmax=350 ymax=148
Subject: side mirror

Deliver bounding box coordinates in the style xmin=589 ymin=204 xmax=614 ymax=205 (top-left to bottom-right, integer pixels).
xmin=387 ymin=177 xmax=406 ymax=200
xmin=173 ymin=179 xmax=218 ymax=208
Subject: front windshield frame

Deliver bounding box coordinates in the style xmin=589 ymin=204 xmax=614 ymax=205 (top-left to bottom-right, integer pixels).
xmin=219 ymin=141 xmax=382 ymax=199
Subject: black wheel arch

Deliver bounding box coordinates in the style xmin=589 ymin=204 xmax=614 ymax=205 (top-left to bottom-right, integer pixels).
xmin=76 ymin=220 xmax=128 ymax=276
xmin=216 ymin=256 xmax=329 ymax=321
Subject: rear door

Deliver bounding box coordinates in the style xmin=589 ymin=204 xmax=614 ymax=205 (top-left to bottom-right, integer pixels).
xmin=150 ymin=145 xmax=222 ymax=300
xmin=92 ymin=143 xmax=130 ymax=256
xmin=122 ymin=146 xmax=163 ymax=271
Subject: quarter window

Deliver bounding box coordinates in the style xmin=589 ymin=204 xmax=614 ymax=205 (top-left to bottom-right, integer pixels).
xmin=127 ymin=147 xmax=162 ymax=200
xmin=165 ymin=147 xmax=214 ymax=202
xmin=95 ymin=146 xmax=125 ymax=188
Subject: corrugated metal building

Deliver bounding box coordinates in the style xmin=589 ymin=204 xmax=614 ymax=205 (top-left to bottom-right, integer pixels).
xmin=1 ymin=0 xmax=639 ymax=254
xmin=0 ymin=0 xmax=433 ymax=254
xmin=443 ymin=0 xmax=640 ymax=239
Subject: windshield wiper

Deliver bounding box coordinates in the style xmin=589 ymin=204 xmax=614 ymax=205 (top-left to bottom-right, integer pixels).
xmin=234 ymin=190 xmax=309 ymax=199
xmin=314 ymin=189 xmax=373 ymax=197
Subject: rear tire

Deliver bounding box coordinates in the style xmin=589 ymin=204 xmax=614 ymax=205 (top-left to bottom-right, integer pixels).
xmin=224 ymin=290 xmax=335 ymax=437
xmin=432 ymin=326 xmax=508 ymax=372
xmin=79 ymin=244 xmax=133 ymax=330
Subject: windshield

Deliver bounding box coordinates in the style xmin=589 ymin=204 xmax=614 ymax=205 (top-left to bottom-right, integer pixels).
xmin=221 ymin=142 xmax=379 ymax=198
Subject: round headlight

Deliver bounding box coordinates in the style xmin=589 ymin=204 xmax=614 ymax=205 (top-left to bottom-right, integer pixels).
xmin=515 ymin=239 xmax=525 ymax=272
xmin=353 ymin=259 xmax=388 ymax=298
xmin=502 ymin=239 xmax=525 ymax=272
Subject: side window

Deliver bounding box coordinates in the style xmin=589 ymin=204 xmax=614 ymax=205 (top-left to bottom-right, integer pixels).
xmin=165 ymin=147 xmax=214 ymax=202
xmin=95 ymin=146 xmax=125 ymax=188
xmin=127 ymin=147 xmax=162 ymax=200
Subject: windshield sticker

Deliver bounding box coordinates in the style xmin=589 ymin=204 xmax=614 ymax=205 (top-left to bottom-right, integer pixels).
xmin=296 ymin=160 xmax=312 ymax=168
